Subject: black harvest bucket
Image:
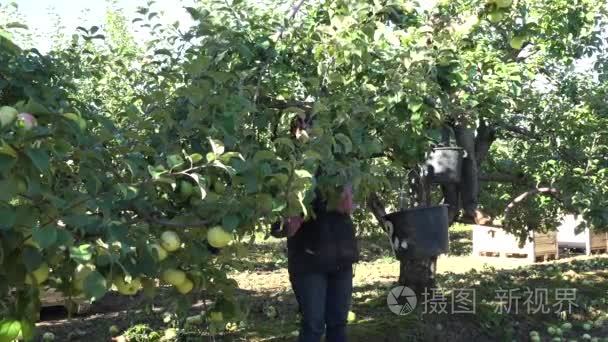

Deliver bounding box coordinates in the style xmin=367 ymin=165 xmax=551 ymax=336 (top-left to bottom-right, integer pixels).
xmin=384 ymin=205 xmax=449 ymax=258
xmin=426 ymin=147 xmax=464 ymax=184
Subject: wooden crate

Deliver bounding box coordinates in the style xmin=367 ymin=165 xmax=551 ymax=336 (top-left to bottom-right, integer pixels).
xmin=472 ymin=225 xmax=558 ymax=262
xmin=588 ymin=232 xmax=608 ymax=254
xmin=40 ymin=287 xmax=91 ymax=314
xmin=556 ymin=215 xmax=608 ymax=255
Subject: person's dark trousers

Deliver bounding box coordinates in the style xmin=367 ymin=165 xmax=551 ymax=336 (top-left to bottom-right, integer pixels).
xmin=289 ymin=266 xmax=353 ymax=342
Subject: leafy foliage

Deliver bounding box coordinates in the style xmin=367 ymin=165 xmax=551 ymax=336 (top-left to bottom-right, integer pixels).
xmin=0 ymin=0 xmax=607 ymax=338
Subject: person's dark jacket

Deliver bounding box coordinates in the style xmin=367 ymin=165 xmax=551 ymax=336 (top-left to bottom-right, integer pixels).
xmin=272 ymin=190 xmax=360 ymax=274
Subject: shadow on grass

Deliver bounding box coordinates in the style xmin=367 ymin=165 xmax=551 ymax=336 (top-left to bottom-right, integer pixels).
xmin=38 ymin=256 xmax=608 ymax=342
xmin=238 ymin=257 xmax=608 ymax=342
xmin=229 ymin=233 xmax=396 ymax=273
xmin=232 ymin=223 xmax=473 ymax=273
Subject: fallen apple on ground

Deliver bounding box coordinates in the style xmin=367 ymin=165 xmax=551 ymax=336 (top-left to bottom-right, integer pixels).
xmin=263 ymin=305 xmax=277 ymax=318
xmin=109 ymin=325 xmax=119 ymax=336
xmin=347 ymin=311 xmax=356 ymax=323
xmin=42 ymin=332 xmax=55 ymax=341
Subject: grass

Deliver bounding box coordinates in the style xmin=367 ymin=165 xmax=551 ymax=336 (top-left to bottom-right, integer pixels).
xmin=37 ymin=225 xmax=608 ymax=341
xmin=227 ymin=225 xmax=608 ymax=341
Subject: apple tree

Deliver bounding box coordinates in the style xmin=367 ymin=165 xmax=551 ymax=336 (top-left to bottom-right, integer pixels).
xmin=1 ymin=0 xmax=607 ymax=339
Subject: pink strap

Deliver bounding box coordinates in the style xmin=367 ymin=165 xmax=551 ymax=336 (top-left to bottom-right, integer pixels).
xmin=285 ymin=216 xmax=304 ymax=237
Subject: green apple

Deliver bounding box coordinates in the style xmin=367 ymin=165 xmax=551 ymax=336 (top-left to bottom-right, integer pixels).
xmin=163 ymin=328 xmax=178 ymax=340
xmin=561 ymin=322 xmax=572 ymax=331
xmin=582 ymin=334 xmax=592 ymax=340
xmin=496 ymin=0 xmax=512 ymax=8
xmin=548 ymin=326 xmax=557 ymax=335
xmin=583 ymin=323 xmax=592 ymax=331
xmin=73 ymin=263 xmax=96 ymax=291
xmin=113 ymin=276 xmax=142 ymax=295
xmin=17 ymin=113 xmax=37 ymax=130
xmin=214 ymin=180 xmax=226 ymax=194
xmin=263 ymin=305 xmax=277 ymax=318
xmin=42 ymin=332 xmax=55 ymax=341
xmin=25 ymin=262 xmax=50 ymax=285
xmin=109 ymin=325 xmax=119 ymax=336
xmin=24 ymin=236 xmax=40 ymax=249
xmin=160 ymin=231 xmax=181 ymax=252
xmin=149 ymin=243 xmax=168 ymax=261
xmin=347 ymin=311 xmax=356 ymax=323
xmin=162 ymin=268 xmax=186 ymax=286
xmin=185 ymin=314 xmax=203 ymax=325
xmin=209 ymin=311 xmax=223 ymax=322
xmin=62 ymin=113 xmax=87 ymax=131
xmin=207 ymin=226 xmax=232 ymax=248
xmin=530 ymin=336 xmax=540 ymax=342
xmin=488 ymin=11 xmax=504 ymax=23
xmin=179 ymin=181 xmax=194 ymax=198
xmin=175 ymin=278 xmax=194 ymax=294
xmin=257 ymin=194 xmax=273 ymax=213
xmin=0 ymin=106 xmax=18 ymax=127
xmin=16 ymin=177 xmax=27 ymax=193
xmin=510 ymin=35 xmax=526 ymax=49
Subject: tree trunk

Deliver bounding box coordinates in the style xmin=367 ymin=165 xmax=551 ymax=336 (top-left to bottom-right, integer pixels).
xmin=441 ymin=121 xmax=497 ymax=224
xmin=404 ymin=170 xmax=437 ymax=293
xmin=455 ymin=126 xmax=478 ymax=216
xmin=399 ymin=256 xmax=438 ymax=295
xmin=474 ymin=120 xmax=496 ymax=167
xmin=368 ymin=171 xmax=439 ymax=293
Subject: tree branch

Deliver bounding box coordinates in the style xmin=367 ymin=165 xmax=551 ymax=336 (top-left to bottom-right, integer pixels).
xmin=500 ymin=125 xmax=540 ymax=140
xmin=133 ymin=206 xmax=210 ymax=228
xmin=503 ymin=187 xmax=561 ymax=222
xmin=367 ymin=192 xmax=387 ymax=227
xmin=262 ymin=97 xmax=314 ymax=112
xmin=479 ymin=172 xmax=528 ymax=184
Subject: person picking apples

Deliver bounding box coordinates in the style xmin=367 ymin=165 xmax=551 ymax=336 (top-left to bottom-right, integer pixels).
xmin=271 ymin=116 xmax=360 ymax=342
